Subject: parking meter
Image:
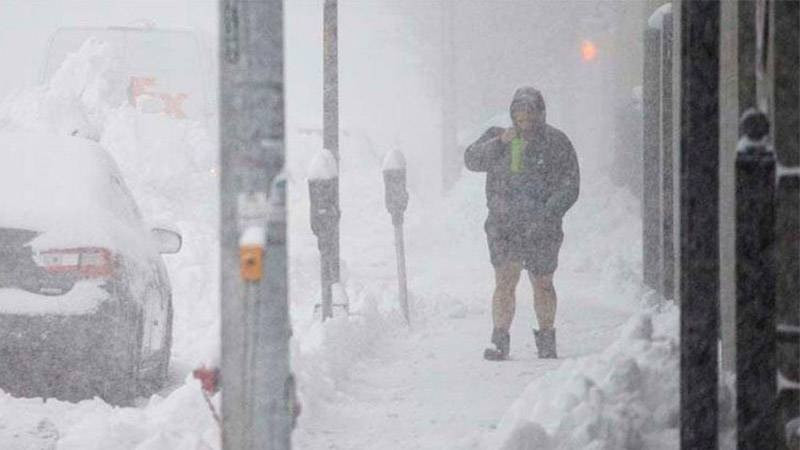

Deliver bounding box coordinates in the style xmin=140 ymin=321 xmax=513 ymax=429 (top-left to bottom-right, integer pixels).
xmin=308 ymin=148 xmax=340 ymax=320
xmin=382 ymin=149 xmax=410 ymax=325
xmin=383 ymin=150 xmax=408 ymax=226
xmin=308 ymin=176 xmax=340 ymax=240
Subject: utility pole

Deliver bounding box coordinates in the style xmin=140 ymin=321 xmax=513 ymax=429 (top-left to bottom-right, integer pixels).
xmin=322 ymin=0 xmax=340 ymax=320
xmin=220 ymin=0 xmax=294 ymax=448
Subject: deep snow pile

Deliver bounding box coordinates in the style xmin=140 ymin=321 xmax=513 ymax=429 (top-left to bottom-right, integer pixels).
xmin=487 ymin=301 xmax=737 ymax=450
xmin=485 ymin=308 xmax=680 ymax=450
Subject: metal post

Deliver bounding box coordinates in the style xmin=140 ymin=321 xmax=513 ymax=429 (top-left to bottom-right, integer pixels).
xmin=738 ymin=0 xmax=756 ymax=112
xmin=777 ymin=172 xmax=800 ymax=448
xmin=660 ymin=10 xmax=675 ymax=300
xmin=323 ymin=0 xmax=340 ymax=320
xmin=383 ymin=150 xmax=410 ymax=325
xmin=720 ymin=0 xmax=758 ymax=380
xmin=324 ymin=0 xmax=339 ymax=162
xmin=643 ymin=21 xmax=662 ymax=291
xmin=679 ymin=1 xmax=720 ymax=448
xmin=773 ymin=0 xmax=800 ymax=439
xmin=393 ymin=225 xmax=409 ymax=323
xmin=735 ymin=109 xmax=777 ymax=450
xmin=220 ymin=0 xmax=293 ymax=448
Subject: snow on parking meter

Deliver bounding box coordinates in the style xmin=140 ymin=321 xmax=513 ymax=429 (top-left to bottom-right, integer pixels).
xmin=382 ymin=149 xmax=408 ymax=226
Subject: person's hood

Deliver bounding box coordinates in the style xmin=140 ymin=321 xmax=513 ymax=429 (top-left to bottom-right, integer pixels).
xmin=509 ymin=86 xmax=547 ymax=133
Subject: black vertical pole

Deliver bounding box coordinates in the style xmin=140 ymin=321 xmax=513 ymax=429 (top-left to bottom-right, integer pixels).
xmin=776 ymin=173 xmax=800 ymax=449
xmin=643 ymin=24 xmax=662 ymax=292
xmin=738 ymin=0 xmax=757 ymax=112
xmin=661 ymin=11 xmax=675 ymax=301
xmin=736 ymin=109 xmax=777 ymax=450
xmin=679 ymin=1 xmax=720 ymax=448
xmin=773 ymin=1 xmax=800 ymax=440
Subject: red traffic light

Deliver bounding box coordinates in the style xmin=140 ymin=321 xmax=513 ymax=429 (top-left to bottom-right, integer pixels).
xmin=581 ymin=40 xmax=598 ymax=62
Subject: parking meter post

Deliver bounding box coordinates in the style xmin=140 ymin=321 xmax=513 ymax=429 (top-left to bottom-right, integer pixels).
xmin=394 ymin=223 xmax=409 ymax=324
xmin=219 ymin=0 xmax=293 ymax=448
xmin=383 ymin=150 xmax=409 ymax=325
xmin=323 ymin=0 xmax=341 ymax=312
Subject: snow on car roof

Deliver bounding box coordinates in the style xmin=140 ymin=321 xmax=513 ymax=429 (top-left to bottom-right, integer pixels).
xmin=0 ymin=130 xmax=112 ymax=220
xmin=0 ymin=131 xmax=150 ymax=257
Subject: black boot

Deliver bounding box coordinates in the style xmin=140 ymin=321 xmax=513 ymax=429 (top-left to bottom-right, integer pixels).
xmin=534 ymin=328 xmax=557 ymax=359
xmin=483 ymin=328 xmax=510 ymax=361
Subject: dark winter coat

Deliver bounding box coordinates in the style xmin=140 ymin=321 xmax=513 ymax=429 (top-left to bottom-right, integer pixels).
xmin=464 ymin=88 xmax=580 ymax=237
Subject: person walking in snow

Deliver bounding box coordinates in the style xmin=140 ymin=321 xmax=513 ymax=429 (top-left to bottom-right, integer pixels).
xmin=464 ymin=86 xmax=580 ymax=360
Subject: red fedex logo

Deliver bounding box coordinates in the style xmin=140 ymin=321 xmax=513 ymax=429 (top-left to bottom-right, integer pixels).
xmin=128 ymin=76 xmax=188 ymax=119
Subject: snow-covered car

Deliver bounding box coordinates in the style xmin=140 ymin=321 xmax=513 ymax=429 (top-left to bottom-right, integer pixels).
xmin=0 ymin=131 xmax=181 ymax=405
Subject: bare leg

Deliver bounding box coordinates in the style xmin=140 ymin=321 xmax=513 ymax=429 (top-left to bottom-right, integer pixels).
xmin=529 ymin=273 xmax=557 ymax=330
xmin=492 ymin=262 xmax=522 ymax=331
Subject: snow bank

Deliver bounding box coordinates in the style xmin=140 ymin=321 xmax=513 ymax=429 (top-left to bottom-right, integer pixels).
xmin=487 ymin=308 xmax=680 ymax=449
xmin=486 ymin=306 xmax=736 ymax=449
xmin=0 ymin=378 xmax=219 ymax=450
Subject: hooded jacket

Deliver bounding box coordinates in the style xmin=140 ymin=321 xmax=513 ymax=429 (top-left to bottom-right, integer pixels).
xmin=464 ymin=87 xmax=580 ymax=231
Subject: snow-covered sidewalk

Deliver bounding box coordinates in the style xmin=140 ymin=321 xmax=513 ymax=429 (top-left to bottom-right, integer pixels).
xmin=293 ymin=273 xmax=635 ymax=449
xmin=289 ymin=123 xmax=647 ymax=448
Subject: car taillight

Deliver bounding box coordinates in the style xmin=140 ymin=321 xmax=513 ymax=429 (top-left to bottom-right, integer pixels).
xmin=35 ymin=247 xmax=114 ymax=278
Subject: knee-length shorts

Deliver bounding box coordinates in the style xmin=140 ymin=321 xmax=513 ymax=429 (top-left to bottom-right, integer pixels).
xmin=485 ymin=216 xmax=564 ymax=276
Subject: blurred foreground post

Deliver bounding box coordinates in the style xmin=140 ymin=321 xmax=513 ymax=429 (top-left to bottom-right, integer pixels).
xmin=382 ymin=150 xmax=410 ymax=325
xmin=642 ymin=12 xmax=662 ymax=292
xmin=220 ymin=0 xmax=294 ymax=448
xmin=659 ymin=9 xmax=675 ymax=301
xmin=322 ymin=0 xmax=340 ymax=320
xmin=735 ymin=109 xmax=777 ymax=450
xmin=678 ymin=1 xmax=719 ymax=448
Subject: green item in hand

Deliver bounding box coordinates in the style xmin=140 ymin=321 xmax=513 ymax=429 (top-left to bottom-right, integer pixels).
xmin=510 ymin=136 xmax=524 ymax=173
